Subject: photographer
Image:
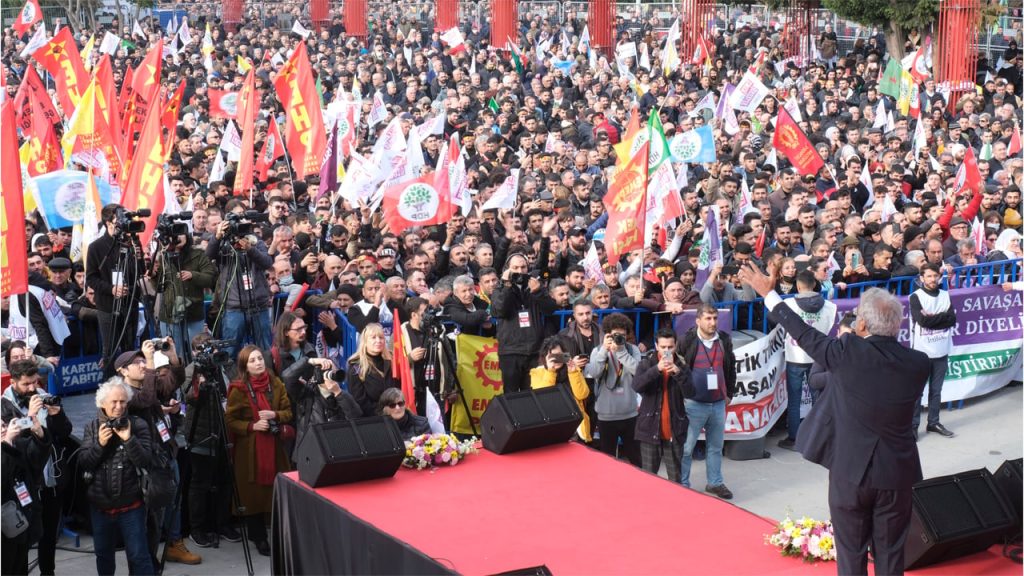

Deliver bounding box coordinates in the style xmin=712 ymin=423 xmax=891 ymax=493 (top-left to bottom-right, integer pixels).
xmin=1 ymin=361 xmax=73 ymax=576
xmin=206 ymin=215 xmax=275 ymax=358
xmin=180 ymin=335 xmax=241 ymax=548
xmin=529 ymin=336 xmax=591 ymax=441
xmin=400 ymin=298 xmax=452 ymax=416
xmin=584 ymin=313 xmax=641 ymax=467
xmin=284 ymin=358 xmax=361 ymax=451
xmin=86 ymin=204 xmax=147 ymax=378
xmin=225 ymin=346 xmax=293 ymax=557
xmin=152 ymin=225 xmax=216 ymax=361
xmin=2 ymin=412 xmax=50 ymax=576
xmin=78 ymin=379 xmax=158 ymax=575
xmin=490 ymin=252 xmax=548 ymax=394
xmin=632 ymin=329 xmax=691 ymax=484
xmin=270 ymin=312 xmax=318 ymax=388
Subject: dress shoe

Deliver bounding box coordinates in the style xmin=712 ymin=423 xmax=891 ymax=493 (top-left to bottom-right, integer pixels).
xmin=705 ymin=484 xmax=734 ymax=500
xmin=926 ymin=423 xmax=954 ymax=437
xmin=777 ymin=437 xmax=797 ymax=451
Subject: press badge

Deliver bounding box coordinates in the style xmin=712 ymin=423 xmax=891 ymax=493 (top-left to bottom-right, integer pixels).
xmin=706 ymin=372 xmax=719 ymax=391
xmin=112 ymin=271 xmax=124 ymax=287
xmin=242 ymin=273 xmax=253 ymax=291
xmin=518 ymin=310 xmax=531 ymax=328
xmin=14 ymin=482 xmax=31 ymax=506
xmin=155 ymin=419 xmax=172 ymax=443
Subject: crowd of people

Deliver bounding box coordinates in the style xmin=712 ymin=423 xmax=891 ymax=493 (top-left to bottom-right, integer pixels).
xmin=1 ymin=1 xmax=1022 ymax=574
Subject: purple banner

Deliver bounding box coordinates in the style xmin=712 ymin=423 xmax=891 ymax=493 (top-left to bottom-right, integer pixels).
xmin=829 ymin=285 xmax=1023 ymax=347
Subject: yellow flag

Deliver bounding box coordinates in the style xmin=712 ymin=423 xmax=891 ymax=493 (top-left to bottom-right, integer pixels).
xmin=81 ymin=34 xmax=96 ymax=71
xmin=897 ymin=71 xmax=913 ymax=116
xmin=237 ymin=55 xmax=252 ymax=73
xmin=17 ymin=144 xmax=38 ymax=214
xmin=450 ymin=334 xmax=503 ymax=435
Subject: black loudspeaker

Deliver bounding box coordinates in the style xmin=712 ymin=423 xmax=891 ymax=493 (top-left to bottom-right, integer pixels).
xmin=294 ymin=417 xmax=405 ymax=487
xmin=904 ymin=468 xmax=1017 ymax=570
xmin=481 ymin=386 xmax=582 ymax=455
xmin=993 ymin=458 xmax=1023 ymax=527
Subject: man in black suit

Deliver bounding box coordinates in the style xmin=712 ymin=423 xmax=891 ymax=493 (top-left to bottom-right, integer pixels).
xmin=740 ymin=263 xmax=931 ymax=576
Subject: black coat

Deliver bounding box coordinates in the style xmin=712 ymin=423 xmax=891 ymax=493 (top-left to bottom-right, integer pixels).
xmin=631 ymin=354 xmax=690 ymax=445
xmin=769 ymin=303 xmax=930 ymax=490
xmin=2 ymin=432 xmax=49 ymax=547
xmin=78 ymin=415 xmax=157 ymax=510
xmin=796 ymin=362 xmax=835 ymax=469
xmin=395 ymin=412 xmax=432 ymax=441
xmin=283 ymin=356 xmax=362 ymax=451
xmin=443 ymin=295 xmax=492 ymax=335
xmin=347 ymin=356 xmax=398 ymax=416
xmin=85 ymin=231 xmax=146 ymax=314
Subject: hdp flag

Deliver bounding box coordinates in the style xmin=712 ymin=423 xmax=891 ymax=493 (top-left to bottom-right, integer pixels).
xmin=30 ymin=170 xmax=119 ymax=230
xmin=669 ymin=125 xmax=716 ymax=163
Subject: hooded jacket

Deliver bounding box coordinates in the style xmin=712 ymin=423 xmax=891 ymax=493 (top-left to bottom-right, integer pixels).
xmin=783 ymin=292 xmax=838 ymax=365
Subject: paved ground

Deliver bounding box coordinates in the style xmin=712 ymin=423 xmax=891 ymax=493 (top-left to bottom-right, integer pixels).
xmin=47 ymin=383 xmax=1022 ymax=575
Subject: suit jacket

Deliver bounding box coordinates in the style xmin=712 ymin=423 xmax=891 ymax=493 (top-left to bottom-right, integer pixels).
xmin=770 ymin=302 xmax=930 ymax=490
xmin=796 ymin=363 xmax=835 ymax=470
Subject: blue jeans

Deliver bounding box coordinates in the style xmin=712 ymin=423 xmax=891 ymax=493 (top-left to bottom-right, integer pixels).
xmin=160 ymin=320 xmax=206 ymax=361
xmin=221 ymin=308 xmax=272 ymax=358
xmin=90 ymin=504 xmax=155 ymax=575
xmin=786 ymin=362 xmax=812 ymax=441
xmin=681 ymin=399 xmax=726 ymax=488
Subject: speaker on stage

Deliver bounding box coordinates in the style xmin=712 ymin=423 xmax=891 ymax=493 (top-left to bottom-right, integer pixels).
xmin=904 ymin=468 xmax=1017 ymax=570
xmin=294 ymin=417 xmax=406 ymax=487
xmin=481 ymin=386 xmax=582 ymax=455
xmin=993 ymin=458 xmax=1023 ymax=526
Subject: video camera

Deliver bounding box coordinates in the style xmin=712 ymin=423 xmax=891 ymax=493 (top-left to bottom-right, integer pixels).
xmin=155 ymin=212 xmax=193 ymax=247
xmin=223 ymin=210 xmax=269 ymax=244
xmin=194 ymin=339 xmax=234 ymax=369
xmin=114 ymin=208 xmax=151 ymax=235
xmin=421 ymin=306 xmax=450 ymax=336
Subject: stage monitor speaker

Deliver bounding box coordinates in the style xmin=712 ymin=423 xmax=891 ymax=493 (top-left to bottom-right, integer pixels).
xmin=295 ymin=417 xmax=405 ymax=488
xmin=904 ymin=468 xmax=1016 ymax=570
xmin=481 ymin=386 xmax=582 ymax=455
xmin=993 ymin=458 xmax=1023 ymax=526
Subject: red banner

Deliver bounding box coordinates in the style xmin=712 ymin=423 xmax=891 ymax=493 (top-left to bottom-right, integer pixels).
xmin=223 ymin=0 xmax=243 ymax=26
xmin=604 ymin=142 xmax=649 ymax=265
xmin=273 ymin=42 xmax=327 ymax=179
xmin=2 ymin=100 xmax=29 ymax=297
xmin=120 ymin=95 xmax=165 ymax=246
xmin=30 ymin=26 xmax=88 ymax=116
xmin=772 ymin=106 xmax=824 ymax=177
xmin=588 ymin=0 xmax=615 ymax=53
xmin=311 ymin=0 xmax=329 ymax=30
xmin=233 ymin=69 xmax=258 ymax=196
xmin=13 ymin=67 xmax=58 ymax=132
xmin=256 ymin=118 xmax=285 ymax=182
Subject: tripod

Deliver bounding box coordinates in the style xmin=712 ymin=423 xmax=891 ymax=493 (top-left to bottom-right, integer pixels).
xmin=214 ymin=243 xmax=266 ymax=354
xmin=156 ymin=247 xmax=196 ymax=364
xmin=422 ymin=322 xmax=477 ymax=437
xmin=185 ymin=362 xmax=255 ymax=576
xmin=100 ymin=233 xmax=143 ymax=375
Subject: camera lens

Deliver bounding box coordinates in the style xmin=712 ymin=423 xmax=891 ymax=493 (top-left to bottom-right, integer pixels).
xmin=612 ymin=334 xmax=626 ymax=346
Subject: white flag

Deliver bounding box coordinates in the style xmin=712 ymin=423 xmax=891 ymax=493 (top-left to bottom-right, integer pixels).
xmin=860 ymin=162 xmax=873 ymax=196
xmin=133 ymin=19 xmax=146 ymax=40
xmin=176 ymin=17 xmax=192 ymax=46
xmin=581 ymin=242 xmax=602 ymax=281
xmin=291 ymin=20 xmax=311 ymax=39
xmin=209 ymin=149 xmax=226 ymax=183
xmin=912 ymin=119 xmax=927 ymax=158
xmin=885 ymin=110 xmax=896 ymax=133
xmin=639 ymin=42 xmax=650 ymax=71
xmin=689 ymin=91 xmax=716 ymax=117
xmin=873 ymin=99 xmax=887 ymax=129
xmin=675 ymin=163 xmax=689 ymax=189
xmin=425 ymin=390 xmax=446 ymax=434
xmin=20 ymin=23 xmax=47 ymax=58
xmin=368 ymin=91 xmax=388 ymax=128
xmin=221 ymin=120 xmax=242 ymax=161
xmin=783 ymin=97 xmax=803 ymax=123
xmin=481 ymin=169 xmax=520 ymax=211
xmin=579 ymin=25 xmax=591 ymax=52
xmin=729 ymin=72 xmax=771 ymax=112
xmin=99 ymin=31 xmax=121 ymax=55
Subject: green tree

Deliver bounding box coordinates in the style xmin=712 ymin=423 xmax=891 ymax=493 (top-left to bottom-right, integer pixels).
xmin=822 ymin=0 xmax=938 ymax=60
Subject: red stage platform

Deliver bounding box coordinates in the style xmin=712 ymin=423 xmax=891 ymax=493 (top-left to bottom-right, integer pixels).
xmin=272 ymin=442 xmax=1020 ymax=575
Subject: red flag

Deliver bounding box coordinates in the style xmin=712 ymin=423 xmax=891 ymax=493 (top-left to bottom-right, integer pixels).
xmin=1 ymin=100 xmax=28 ymax=297
xmin=1009 ymin=124 xmax=1022 ymax=157
xmin=273 ymin=42 xmax=327 ymax=179
xmin=604 ymin=142 xmax=649 ymax=266
xmin=25 ymin=92 xmax=61 ymax=176
xmin=93 ymin=55 xmax=123 ymax=152
xmin=954 ymin=147 xmax=983 ymax=196
xmin=31 ymin=27 xmax=88 ymax=115
xmin=13 ymin=67 xmax=58 ymax=132
xmin=120 ymin=97 xmax=165 ymax=246
xmin=208 ymin=89 xmax=239 ymax=119
xmin=161 ymin=79 xmax=186 ymax=161
xmin=772 ymin=106 xmax=825 ymax=177
xmin=119 ymin=64 xmax=134 ymax=110
xmin=13 ymin=0 xmax=42 ymax=37
xmin=256 ymin=118 xmax=286 ymax=182
xmin=392 ymin=310 xmax=417 ymax=415
xmin=131 ymin=39 xmax=163 ymax=102
xmin=233 ymin=68 xmax=258 ymax=196
xmin=754 ymin=228 xmax=766 ymax=258
xmin=382 ymin=172 xmax=452 ymax=232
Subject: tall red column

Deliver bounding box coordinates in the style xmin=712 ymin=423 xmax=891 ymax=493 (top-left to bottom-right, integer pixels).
xmin=588 ymin=0 xmax=615 ymax=58
xmin=311 ymin=0 xmax=329 ymax=32
xmin=223 ymin=0 xmax=243 ymax=31
xmin=490 ymin=0 xmax=518 ymax=49
xmin=937 ymin=0 xmax=979 ymax=108
xmin=344 ymin=0 xmax=368 ymax=40
xmin=435 ymin=0 xmax=459 ymax=31
xmin=680 ymin=0 xmax=713 ymax=64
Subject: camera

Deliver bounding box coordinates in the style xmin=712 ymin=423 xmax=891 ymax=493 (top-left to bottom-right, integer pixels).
xmin=155 ymin=212 xmax=193 ymax=247
xmin=39 ymin=393 xmax=62 ymax=407
xmin=421 ymin=306 xmax=449 ymax=332
xmin=114 ymin=208 xmax=151 ymax=235
xmin=149 ymin=338 xmax=171 ymax=352
xmin=223 ymin=210 xmax=269 ymax=244
xmin=549 ymin=352 xmax=569 ymax=364
xmin=309 ymin=366 xmax=346 ymax=387
xmin=194 ymin=339 xmax=234 ymax=368
xmin=612 ymin=333 xmax=626 ymax=346
xmin=267 ymin=419 xmax=280 ymax=435
xmin=105 ymin=416 xmax=130 ymax=430
xmin=508 ymin=272 xmax=530 ymax=291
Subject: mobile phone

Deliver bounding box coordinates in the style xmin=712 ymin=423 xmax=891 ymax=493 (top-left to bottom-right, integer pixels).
xmin=550 ymin=353 xmax=569 ymax=363
xmin=851 ymin=252 xmax=861 ymax=269
xmin=722 ymin=263 xmax=741 ymax=277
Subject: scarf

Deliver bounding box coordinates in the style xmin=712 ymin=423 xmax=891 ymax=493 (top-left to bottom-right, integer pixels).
xmin=233 ymin=372 xmax=277 ymax=486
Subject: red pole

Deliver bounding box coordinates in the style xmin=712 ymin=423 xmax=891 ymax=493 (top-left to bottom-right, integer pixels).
xmin=435 ymin=0 xmax=459 ymax=32
xmin=588 ymin=0 xmax=615 ymax=58
xmin=491 ymin=0 xmax=518 ymax=49
xmin=311 ymin=0 xmax=329 ymax=32
xmin=344 ymin=0 xmax=368 ymax=40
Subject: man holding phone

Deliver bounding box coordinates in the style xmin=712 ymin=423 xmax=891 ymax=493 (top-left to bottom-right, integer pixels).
xmin=632 ymin=329 xmax=691 ymax=484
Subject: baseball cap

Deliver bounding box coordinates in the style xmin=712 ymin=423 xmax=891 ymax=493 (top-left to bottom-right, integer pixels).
xmin=378 ymin=247 xmax=397 ymax=259
xmin=114 ymin=350 xmax=145 ymax=371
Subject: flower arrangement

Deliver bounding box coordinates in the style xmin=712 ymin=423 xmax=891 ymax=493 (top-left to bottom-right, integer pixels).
xmin=766 ymin=515 xmax=837 ymax=562
xmin=402 ymin=434 xmax=478 ymax=470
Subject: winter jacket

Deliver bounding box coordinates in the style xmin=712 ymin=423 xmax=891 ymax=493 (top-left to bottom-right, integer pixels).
xmin=490 ymin=282 xmax=547 ymax=357
xmin=153 ymin=246 xmax=217 ymax=323
xmin=205 ymin=236 xmax=274 ymax=310
xmin=347 ymin=355 xmax=398 ymax=416
xmin=283 ymin=356 xmax=362 ymax=451
xmin=677 ymin=329 xmax=738 ymax=399
xmin=78 ymin=414 xmax=156 ymax=511
xmin=2 ymin=430 xmax=50 ymax=546
xmin=394 ymin=412 xmax=432 ymax=441
xmin=181 ymin=363 xmax=230 ymax=457
xmin=86 ymin=231 xmax=146 ymax=314
xmin=632 ymin=353 xmax=691 ymax=445
xmin=443 ymin=295 xmax=492 ymax=335
xmin=530 ymin=366 xmax=592 ymax=441
xmin=584 ymin=342 xmax=641 ymax=421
